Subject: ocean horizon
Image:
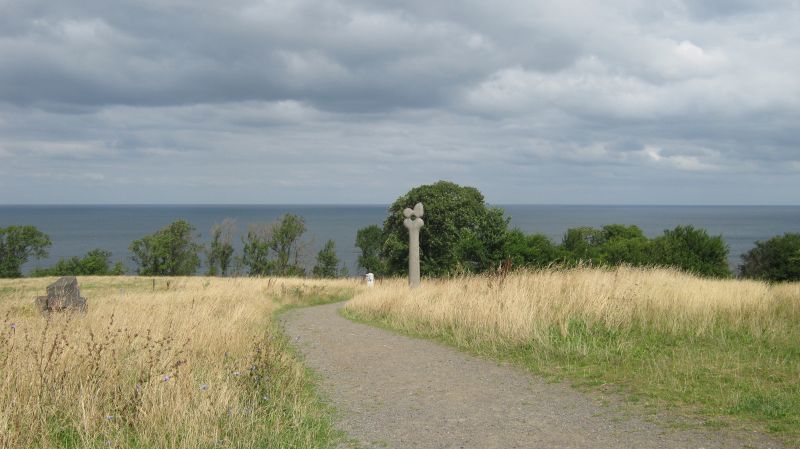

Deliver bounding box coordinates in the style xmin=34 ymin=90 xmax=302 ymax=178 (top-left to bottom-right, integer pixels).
xmin=2 ymin=204 xmax=799 ymax=275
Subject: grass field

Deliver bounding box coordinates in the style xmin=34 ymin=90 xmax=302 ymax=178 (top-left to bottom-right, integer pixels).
xmin=0 ymin=276 xmax=358 ymax=449
xmin=344 ymin=267 xmax=800 ymax=441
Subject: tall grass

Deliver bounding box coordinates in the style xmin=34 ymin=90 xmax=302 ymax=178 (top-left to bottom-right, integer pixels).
xmin=0 ymin=276 xmax=357 ymax=449
xmin=345 ymin=267 xmax=800 ymax=438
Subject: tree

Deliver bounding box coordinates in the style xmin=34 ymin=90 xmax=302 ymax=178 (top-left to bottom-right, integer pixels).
xmin=241 ymin=223 xmax=272 ymax=276
xmin=241 ymin=214 xmax=308 ymax=277
xmin=381 ymin=181 xmax=509 ymax=276
xmin=129 ymin=220 xmax=202 ymax=276
xmin=649 ymin=225 xmax=730 ymax=278
xmin=269 ymin=214 xmax=307 ymax=276
xmin=739 ymin=233 xmax=800 ymax=282
xmin=596 ymin=225 xmax=650 ymax=266
xmin=0 ymin=225 xmax=52 ymax=278
xmin=207 ymin=219 xmax=235 ymax=276
xmin=559 ymin=224 xmax=649 ymax=267
xmin=561 ymin=226 xmax=605 ymax=263
xmin=503 ymin=229 xmax=564 ymax=268
xmin=355 ymin=225 xmax=385 ymax=275
xmin=31 ymin=249 xmax=124 ymax=277
xmin=313 ymin=240 xmax=341 ymax=278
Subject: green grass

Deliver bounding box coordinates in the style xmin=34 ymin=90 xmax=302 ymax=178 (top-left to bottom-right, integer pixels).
xmin=342 ymin=309 xmax=800 ymax=444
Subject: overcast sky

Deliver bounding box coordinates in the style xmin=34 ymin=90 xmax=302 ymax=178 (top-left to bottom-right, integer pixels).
xmin=0 ymin=0 xmax=798 ymax=204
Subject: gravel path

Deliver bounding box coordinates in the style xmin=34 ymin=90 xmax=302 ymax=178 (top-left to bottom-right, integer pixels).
xmin=282 ymin=303 xmax=787 ymax=449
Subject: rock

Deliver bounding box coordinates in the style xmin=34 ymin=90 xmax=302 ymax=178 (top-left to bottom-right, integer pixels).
xmin=35 ymin=276 xmax=87 ymax=314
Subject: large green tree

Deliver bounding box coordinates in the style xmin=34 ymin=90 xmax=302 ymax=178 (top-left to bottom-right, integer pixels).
xmin=129 ymin=220 xmax=202 ymax=276
xmin=739 ymin=233 xmax=800 ymax=282
xmin=0 ymin=225 xmax=52 ymax=278
xmin=32 ymin=249 xmax=124 ymax=277
xmin=381 ymin=181 xmax=509 ymax=276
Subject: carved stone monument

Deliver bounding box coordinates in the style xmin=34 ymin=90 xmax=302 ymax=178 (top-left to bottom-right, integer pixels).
xmin=403 ymin=202 xmax=424 ymax=289
xmin=35 ymin=276 xmax=87 ymax=315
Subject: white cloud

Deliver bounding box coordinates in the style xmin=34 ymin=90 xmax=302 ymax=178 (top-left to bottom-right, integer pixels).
xmin=640 ymin=146 xmax=721 ymax=172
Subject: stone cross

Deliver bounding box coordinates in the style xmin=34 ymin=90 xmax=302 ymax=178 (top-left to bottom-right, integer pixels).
xmin=403 ymin=202 xmax=424 ymax=289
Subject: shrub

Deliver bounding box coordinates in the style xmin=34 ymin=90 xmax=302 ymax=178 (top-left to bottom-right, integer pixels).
xmin=129 ymin=220 xmax=202 ymax=276
xmin=31 ymin=249 xmax=124 ymax=276
xmin=503 ymin=229 xmax=563 ymax=268
xmin=649 ymin=225 xmax=730 ymax=278
xmin=739 ymin=233 xmax=800 ymax=281
xmin=560 ymin=224 xmax=649 ymax=267
xmin=596 ymin=225 xmax=650 ymax=266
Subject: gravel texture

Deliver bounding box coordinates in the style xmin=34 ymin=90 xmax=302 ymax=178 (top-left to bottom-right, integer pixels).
xmin=281 ymin=302 xmax=788 ymax=449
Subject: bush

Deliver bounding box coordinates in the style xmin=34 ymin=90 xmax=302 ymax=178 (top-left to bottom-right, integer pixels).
xmin=596 ymin=225 xmax=650 ymax=266
xmin=129 ymin=220 xmax=202 ymax=276
xmin=561 ymin=226 xmax=606 ymax=262
xmin=0 ymin=225 xmax=52 ymax=278
xmin=559 ymin=224 xmax=649 ymax=267
xmin=503 ymin=229 xmax=564 ymax=268
xmin=31 ymin=249 xmax=124 ymax=276
xmin=649 ymin=225 xmax=730 ymax=278
xmin=739 ymin=233 xmax=800 ymax=282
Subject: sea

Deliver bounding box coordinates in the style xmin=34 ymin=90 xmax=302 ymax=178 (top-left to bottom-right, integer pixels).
xmin=1 ymin=205 xmax=798 ymax=275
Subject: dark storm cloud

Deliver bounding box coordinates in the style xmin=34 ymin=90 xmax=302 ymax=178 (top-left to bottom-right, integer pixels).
xmin=0 ymin=0 xmax=799 ymax=204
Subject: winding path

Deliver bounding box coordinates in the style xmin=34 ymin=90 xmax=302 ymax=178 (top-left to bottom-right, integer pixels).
xmin=282 ymin=303 xmax=786 ymax=449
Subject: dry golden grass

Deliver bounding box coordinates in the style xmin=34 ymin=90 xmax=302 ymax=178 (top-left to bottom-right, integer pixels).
xmin=0 ymin=276 xmax=358 ymax=449
xmin=348 ymin=267 xmax=799 ymax=342
xmin=345 ymin=267 xmax=800 ymax=437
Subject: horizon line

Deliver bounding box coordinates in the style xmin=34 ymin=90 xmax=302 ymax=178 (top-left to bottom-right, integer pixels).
xmin=2 ymin=203 xmax=800 ymax=207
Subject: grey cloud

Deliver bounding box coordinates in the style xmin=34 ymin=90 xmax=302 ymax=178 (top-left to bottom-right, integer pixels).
xmin=0 ymin=0 xmax=799 ymax=204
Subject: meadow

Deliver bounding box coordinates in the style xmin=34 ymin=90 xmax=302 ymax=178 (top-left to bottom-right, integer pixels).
xmin=0 ymin=276 xmax=357 ymax=449
xmin=345 ymin=267 xmax=800 ymax=440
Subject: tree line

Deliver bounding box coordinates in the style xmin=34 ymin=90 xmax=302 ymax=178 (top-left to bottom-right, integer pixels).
xmin=353 ymin=181 xmax=800 ymax=282
xmin=1 ymin=181 xmax=798 ymax=281
xmin=0 ymin=214 xmax=345 ymax=278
